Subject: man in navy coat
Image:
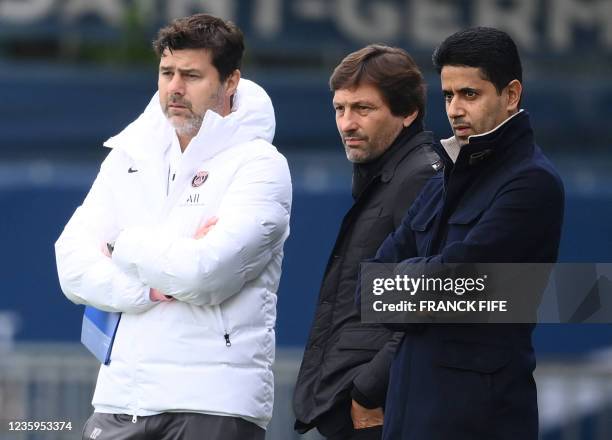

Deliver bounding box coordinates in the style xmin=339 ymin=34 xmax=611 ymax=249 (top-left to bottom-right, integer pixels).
xmin=372 ymin=27 xmax=565 ymax=439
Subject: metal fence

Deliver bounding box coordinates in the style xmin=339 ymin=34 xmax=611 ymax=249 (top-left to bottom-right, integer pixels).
xmin=0 ymin=344 xmax=322 ymax=440
xmin=1 ymin=344 xmax=612 ymax=440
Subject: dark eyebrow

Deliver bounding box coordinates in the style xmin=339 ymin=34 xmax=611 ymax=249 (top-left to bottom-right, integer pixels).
xmin=349 ymin=100 xmax=376 ymax=107
xmin=159 ymin=67 xmax=201 ymax=75
xmin=178 ymin=68 xmax=201 ymax=75
xmin=333 ymin=99 xmax=377 ymax=109
xmin=459 ymin=87 xmax=479 ymax=94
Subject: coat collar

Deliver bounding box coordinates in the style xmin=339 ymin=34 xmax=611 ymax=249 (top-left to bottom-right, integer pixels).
xmin=436 ymin=110 xmax=533 ymax=170
xmin=382 ymin=130 xmax=435 ymax=182
xmin=351 ymin=121 xmax=434 ymax=199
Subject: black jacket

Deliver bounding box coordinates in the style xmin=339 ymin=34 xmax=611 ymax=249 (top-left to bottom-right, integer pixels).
xmin=293 ymin=122 xmax=440 ymax=434
xmin=374 ymin=111 xmax=564 ymax=440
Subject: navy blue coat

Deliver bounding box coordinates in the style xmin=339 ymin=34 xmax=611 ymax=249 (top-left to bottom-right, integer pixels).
xmin=372 ymin=112 xmax=564 ymax=440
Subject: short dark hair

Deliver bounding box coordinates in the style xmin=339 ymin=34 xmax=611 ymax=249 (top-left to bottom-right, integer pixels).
xmin=330 ymin=44 xmax=426 ymax=120
xmin=432 ymin=27 xmax=522 ymax=94
xmin=153 ymin=13 xmax=244 ymax=82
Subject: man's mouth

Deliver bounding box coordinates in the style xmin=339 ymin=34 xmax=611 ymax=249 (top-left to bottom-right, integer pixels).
xmin=344 ymin=137 xmax=366 ymax=146
xmin=167 ymin=97 xmax=191 ymax=111
xmin=453 ymin=125 xmax=471 ymax=135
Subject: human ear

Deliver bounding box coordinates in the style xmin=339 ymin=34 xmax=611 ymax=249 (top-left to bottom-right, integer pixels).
xmin=402 ymin=110 xmax=419 ymax=127
xmin=505 ymin=79 xmax=522 ymax=112
xmin=224 ymin=69 xmax=241 ymax=98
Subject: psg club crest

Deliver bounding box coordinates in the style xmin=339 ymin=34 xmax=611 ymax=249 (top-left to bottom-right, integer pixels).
xmin=191 ymin=171 xmax=209 ymax=188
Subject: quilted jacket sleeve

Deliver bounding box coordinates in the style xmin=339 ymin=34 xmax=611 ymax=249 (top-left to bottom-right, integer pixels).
xmin=55 ymin=149 xmax=155 ymax=314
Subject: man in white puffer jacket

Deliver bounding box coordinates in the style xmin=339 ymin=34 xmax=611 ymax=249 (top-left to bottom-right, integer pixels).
xmin=55 ymin=13 xmax=291 ymax=440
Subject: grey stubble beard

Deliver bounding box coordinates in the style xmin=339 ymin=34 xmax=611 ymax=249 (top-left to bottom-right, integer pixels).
xmin=164 ymin=87 xmax=225 ymax=139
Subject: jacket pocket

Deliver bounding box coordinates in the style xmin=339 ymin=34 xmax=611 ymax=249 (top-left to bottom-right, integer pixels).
xmin=410 ymin=208 xmax=437 ymax=232
xmin=336 ymin=326 xmax=392 ymax=351
xmin=327 ymin=327 xmax=393 ymax=373
xmin=352 ymin=214 xmax=393 ymax=250
xmin=434 ymin=340 xmax=511 ymax=373
xmin=409 ymin=207 xmax=437 ymax=255
xmin=445 ymin=204 xmax=488 ymax=245
xmin=213 ymin=304 xmax=232 ymax=347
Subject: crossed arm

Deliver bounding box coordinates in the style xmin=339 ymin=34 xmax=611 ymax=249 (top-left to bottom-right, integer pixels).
xmin=55 ymin=149 xmax=291 ymax=313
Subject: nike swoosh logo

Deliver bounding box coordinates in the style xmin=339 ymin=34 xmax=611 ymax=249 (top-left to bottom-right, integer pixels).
xmin=128 ymin=167 xmax=138 ymax=173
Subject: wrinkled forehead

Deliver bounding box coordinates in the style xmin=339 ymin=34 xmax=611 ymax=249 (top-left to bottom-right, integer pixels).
xmin=159 ymin=48 xmax=214 ymax=69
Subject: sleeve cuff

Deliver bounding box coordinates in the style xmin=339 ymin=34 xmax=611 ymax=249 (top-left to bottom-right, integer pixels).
xmin=351 ymin=384 xmax=379 ymax=409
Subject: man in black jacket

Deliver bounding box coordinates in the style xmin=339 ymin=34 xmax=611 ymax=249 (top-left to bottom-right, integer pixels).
xmin=293 ymin=45 xmax=439 ymax=440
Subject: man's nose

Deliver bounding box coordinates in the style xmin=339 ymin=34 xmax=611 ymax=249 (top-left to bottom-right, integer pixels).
xmin=168 ymin=74 xmax=185 ymax=95
xmin=446 ymin=96 xmax=464 ymax=119
xmin=338 ymin=112 xmax=359 ymax=133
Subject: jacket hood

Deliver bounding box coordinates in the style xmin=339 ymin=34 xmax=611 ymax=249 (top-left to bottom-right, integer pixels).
xmin=103 ymin=78 xmax=276 ymax=162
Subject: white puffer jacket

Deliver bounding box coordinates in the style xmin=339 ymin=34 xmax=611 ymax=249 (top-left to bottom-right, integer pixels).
xmin=55 ymin=79 xmax=292 ymax=428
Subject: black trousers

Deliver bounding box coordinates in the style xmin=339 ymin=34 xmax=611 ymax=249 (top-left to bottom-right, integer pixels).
xmin=81 ymin=412 xmax=265 ymax=440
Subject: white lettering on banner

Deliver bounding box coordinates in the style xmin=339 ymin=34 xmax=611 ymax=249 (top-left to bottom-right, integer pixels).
xmin=293 ymin=0 xmax=330 ymax=20
xmin=254 ymin=0 xmax=282 ymax=37
xmin=476 ymin=0 xmax=537 ymax=50
xmin=410 ymin=0 xmax=462 ymax=47
xmin=550 ymin=0 xmax=612 ymax=50
xmin=0 ymin=0 xmax=54 ymax=23
xmin=0 ymin=0 xmax=610 ymax=52
xmin=336 ymin=0 xmax=400 ymax=42
xmin=64 ymin=0 xmax=122 ymax=25
xmin=167 ymin=0 xmax=235 ymax=22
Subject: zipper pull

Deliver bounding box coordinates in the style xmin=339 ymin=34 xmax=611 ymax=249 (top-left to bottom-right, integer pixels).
xmin=224 ymin=333 xmax=232 ymax=347
xmin=132 ymin=415 xmax=137 ymax=423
